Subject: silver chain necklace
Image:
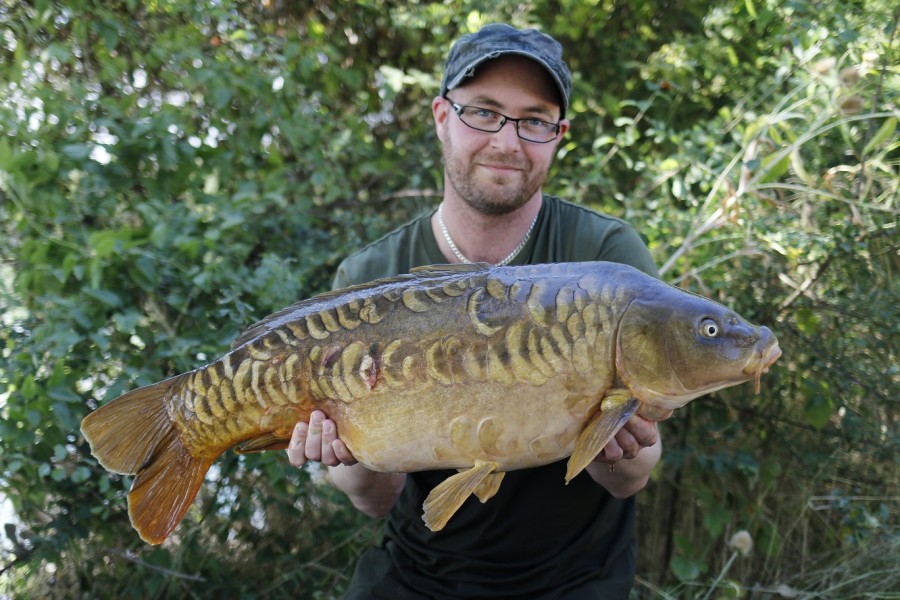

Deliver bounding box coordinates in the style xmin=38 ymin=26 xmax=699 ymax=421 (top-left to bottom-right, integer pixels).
xmin=437 ymin=203 xmax=538 ymax=266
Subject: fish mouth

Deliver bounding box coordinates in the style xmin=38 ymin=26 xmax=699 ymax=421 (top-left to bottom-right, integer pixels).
xmin=744 ymin=342 xmax=782 ymax=393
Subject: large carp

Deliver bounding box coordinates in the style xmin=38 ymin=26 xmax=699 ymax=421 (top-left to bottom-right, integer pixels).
xmin=81 ymin=261 xmax=781 ymax=544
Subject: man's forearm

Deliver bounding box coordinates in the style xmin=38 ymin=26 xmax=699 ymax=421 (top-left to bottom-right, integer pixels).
xmin=327 ymin=464 xmax=406 ymax=518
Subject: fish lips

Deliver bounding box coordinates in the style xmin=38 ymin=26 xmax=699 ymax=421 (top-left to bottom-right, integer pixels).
xmin=742 ymin=326 xmax=782 ymax=392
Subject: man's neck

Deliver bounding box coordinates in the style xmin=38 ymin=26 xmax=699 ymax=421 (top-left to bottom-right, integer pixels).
xmin=431 ymin=194 xmax=543 ymax=265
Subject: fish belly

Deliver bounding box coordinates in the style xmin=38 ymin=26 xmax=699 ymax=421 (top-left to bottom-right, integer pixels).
xmin=335 ymin=375 xmax=606 ymax=473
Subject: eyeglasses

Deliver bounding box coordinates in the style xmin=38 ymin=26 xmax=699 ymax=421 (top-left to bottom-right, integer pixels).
xmin=444 ymin=97 xmax=560 ymax=144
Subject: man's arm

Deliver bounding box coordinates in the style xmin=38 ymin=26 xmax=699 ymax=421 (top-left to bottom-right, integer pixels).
xmin=327 ymin=464 xmax=406 ymax=518
xmin=287 ymin=410 xmax=405 ymax=517
xmin=585 ymin=414 xmax=665 ymax=498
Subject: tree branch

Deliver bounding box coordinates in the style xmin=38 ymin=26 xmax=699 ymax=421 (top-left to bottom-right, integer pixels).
xmin=106 ymin=547 xmax=206 ymax=582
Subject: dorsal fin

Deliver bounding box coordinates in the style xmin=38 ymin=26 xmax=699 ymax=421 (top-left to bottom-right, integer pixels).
xmin=408 ymin=262 xmax=491 ymax=275
xmin=230 ymin=263 xmax=493 ymax=349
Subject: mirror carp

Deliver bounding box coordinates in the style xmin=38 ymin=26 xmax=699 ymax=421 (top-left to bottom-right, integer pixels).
xmin=81 ymin=261 xmax=781 ymax=544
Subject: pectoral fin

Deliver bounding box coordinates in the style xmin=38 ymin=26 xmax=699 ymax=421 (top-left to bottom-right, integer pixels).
xmin=565 ymin=392 xmax=639 ymax=483
xmin=423 ymin=460 xmax=499 ymax=531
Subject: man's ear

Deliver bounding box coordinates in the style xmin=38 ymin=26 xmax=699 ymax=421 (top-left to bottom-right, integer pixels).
xmin=432 ymin=96 xmax=449 ymax=142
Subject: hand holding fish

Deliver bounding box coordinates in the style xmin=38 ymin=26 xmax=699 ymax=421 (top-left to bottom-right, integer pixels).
xmin=584 ymin=413 xmax=667 ymax=498
xmin=287 ymin=410 xmax=407 ymax=518
xmin=594 ymin=412 xmax=669 ymax=464
xmin=287 ymin=410 xmax=357 ymax=468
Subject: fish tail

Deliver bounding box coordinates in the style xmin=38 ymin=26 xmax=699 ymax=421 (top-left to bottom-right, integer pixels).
xmin=81 ymin=374 xmax=213 ymax=545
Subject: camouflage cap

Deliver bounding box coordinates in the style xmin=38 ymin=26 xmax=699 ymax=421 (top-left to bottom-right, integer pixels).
xmin=440 ymin=23 xmax=572 ymax=119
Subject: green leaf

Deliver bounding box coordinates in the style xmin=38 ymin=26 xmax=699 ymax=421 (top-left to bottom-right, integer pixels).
xmin=671 ymin=556 xmax=706 ymax=582
xmin=48 ymin=387 xmax=80 ymax=403
xmin=0 ymin=137 xmax=13 ymax=169
xmin=61 ymin=144 xmax=92 ymax=159
xmin=83 ymin=288 xmax=123 ymax=307
xmin=796 ymin=308 xmax=819 ymax=334
xmin=129 ymin=254 xmax=159 ymax=290
xmin=71 ymin=466 xmax=92 ymax=483
xmin=757 ymin=150 xmax=791 ymax=184
xmin=113 ymin=310 xmax=141 ymax=333
xmin=21 ymin=375 xmax=37 ymax=401
xmin=719 ymin=580 xmax=744 ymax=598
xmin=702 ymin=505 xmax=731 ymax=537
xmin=89 ymin=229 xmax=134 ymax=258
xmin=53 ymin=401 xmax=76 ymax=428
xmin=26 ymin=409 xmax=42 ymax=428
xmin=804 ymin=394 xmax=834 ymax=428
xmin=863 ymin=116 xmax=897 ymax=156
xmin=744 ymin=0 xmax=757 ymax=18
xmin=54 ymin=444 xmax=68 ymax=461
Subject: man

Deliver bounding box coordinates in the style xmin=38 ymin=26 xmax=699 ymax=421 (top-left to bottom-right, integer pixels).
xmin=287 ymin=23 xmax=667 ymax=599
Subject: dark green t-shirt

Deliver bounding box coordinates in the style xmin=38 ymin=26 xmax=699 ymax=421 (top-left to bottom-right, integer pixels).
xmin=335 ymin=195 xmax=657 ymax=600
xmin=334 ymin=195 xmax=657 ymax=289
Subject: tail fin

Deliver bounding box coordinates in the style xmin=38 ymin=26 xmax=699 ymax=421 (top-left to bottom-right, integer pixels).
xmin=81 ymin=374 xmax=213 ymax=545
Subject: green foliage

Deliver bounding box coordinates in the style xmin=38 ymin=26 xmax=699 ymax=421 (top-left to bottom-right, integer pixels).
xmin=1 ymin=0 xmax=897 ymax=597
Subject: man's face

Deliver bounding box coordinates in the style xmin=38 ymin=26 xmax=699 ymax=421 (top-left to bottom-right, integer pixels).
xmin=434 ymin=56 xmax=570 ymax=216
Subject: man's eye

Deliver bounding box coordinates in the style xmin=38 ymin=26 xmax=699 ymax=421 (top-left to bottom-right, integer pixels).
xmin=523 ymin=119 xmax=550 ymax=128
xmin=471 ymin=108 xmax=496 ymax=119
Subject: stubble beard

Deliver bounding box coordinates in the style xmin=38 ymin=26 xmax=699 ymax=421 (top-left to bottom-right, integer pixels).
xmin=443 ymin=136 xmax=550 ymax=217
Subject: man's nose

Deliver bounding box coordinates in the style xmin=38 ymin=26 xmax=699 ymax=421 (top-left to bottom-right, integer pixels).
xmin=490 ymin=120 xmax=522 ymax=149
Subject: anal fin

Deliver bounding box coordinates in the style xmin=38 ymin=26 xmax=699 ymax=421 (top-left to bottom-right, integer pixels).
xmin=565 ymin=393 xmax=639 ymax=483
xmin=238 ymin=406 xmax=306 ymax=453
xmin=422 ymin=460 xmax=499 ymax=531
xmin=236 ymin=432 xmax=290 ymax=453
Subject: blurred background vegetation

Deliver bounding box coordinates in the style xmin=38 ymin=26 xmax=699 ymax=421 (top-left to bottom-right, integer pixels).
xmin=0 ymin=0 xmax=897 ymax=597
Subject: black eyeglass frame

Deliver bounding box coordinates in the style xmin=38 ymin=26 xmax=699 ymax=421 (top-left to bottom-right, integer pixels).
xmin=443 ymin=96 xmax=561 ymax=144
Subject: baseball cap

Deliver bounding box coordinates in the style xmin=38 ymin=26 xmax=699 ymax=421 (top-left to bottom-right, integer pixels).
xmin=440 ymin=23 xmax=572 ymax=119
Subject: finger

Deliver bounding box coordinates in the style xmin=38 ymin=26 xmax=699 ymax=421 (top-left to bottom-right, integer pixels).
xmin=624 ymin=416 xmax=659 ymax=449
xmin=657 ymin=409 xmax=674 ymax=421
xmin=318 ymin=418 xmax=340 ymax=467
xmin=599 ymin=437 xmax=624 ymax=463
xmin=332 ymin=439 xmax=358 ymax=466
xmin=614 ymin=428 xmax=641 ymax=460
xmin=304 ymin=410 xmax=326 ymax=462
xmin=287 ymin=422 xmax=309 ymax=468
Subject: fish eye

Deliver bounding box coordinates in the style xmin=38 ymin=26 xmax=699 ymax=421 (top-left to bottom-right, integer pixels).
xmin=700 ymin=318 xmax=719 ymax=338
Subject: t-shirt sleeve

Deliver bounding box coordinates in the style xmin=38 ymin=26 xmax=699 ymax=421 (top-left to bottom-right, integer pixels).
xmin=331 ymin=252 xmax=393 ymax=290
xmin=331 ymin=212 xmax=439 ymax=291
xmin=591 ymin=221 xmax=659 ymax=278
xmin=331 ymin=259 xmax=354 ymax=291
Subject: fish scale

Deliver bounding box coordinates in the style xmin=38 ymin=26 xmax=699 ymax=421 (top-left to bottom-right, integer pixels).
xmin=81 ymin=261 xmax=781 ymax=543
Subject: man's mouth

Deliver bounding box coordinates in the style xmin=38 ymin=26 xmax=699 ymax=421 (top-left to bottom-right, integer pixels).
xmin=479 ymin=162 xmax=523 ymax=174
